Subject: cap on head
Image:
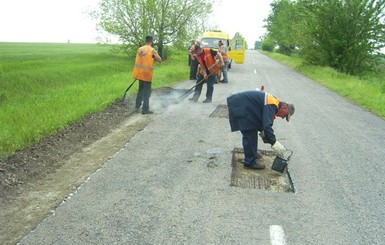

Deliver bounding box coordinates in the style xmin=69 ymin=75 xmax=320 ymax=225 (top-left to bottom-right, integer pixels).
xmin=285 ymin=103 xmax=295 ymax=122
xmin=145 ymin=34 xmax=153 ymax=42
xmin=193 ymin=44 xmax=201 ymax=52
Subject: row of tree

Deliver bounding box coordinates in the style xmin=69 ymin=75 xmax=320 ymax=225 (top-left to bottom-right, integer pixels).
xmin=262 ymin=0 xmax=385 ymax=75
xmin=91 ymin=0 xmax=215 ymax=59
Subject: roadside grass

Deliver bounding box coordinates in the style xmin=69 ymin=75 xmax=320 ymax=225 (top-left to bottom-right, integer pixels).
xmin=261 ymin=51 xmax=385 ymax=119
xmin=0 ymin=43 xmax=189 ymax=157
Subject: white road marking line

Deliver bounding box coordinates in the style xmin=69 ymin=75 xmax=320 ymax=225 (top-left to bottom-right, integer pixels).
xmin=254 ymin=69 xmax=257 ymax=74
xmin=270 ymin=225 xmax=287 ymax=245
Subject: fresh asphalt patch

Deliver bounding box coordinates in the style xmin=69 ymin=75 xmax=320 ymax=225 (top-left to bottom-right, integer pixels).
xmin=231 ymin=148 xmax=295 ymax=193
xmin=209 ymin=105 xmax=295 ymax=193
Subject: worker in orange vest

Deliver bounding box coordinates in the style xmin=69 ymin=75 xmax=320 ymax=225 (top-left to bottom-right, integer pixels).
xmin=189 ymin=44 xmax=224 ymax=103
xmin=227 ymin=90 xmax=295 ymax=169
xmin=133 ymin=34 xmax=162 ymax=114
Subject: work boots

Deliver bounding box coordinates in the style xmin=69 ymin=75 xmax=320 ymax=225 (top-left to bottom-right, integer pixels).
xmin=142 ymin=110 xmax=153 ymax=115
xmin=244 ymin=162 xmax=266 ymax=170
xmin=189 ymin=97 xmax=198 ymax=102
xmin=202 ymin=99 xmax=212 ymax=103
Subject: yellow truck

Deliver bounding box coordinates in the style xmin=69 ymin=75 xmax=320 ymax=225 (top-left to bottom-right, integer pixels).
xmin=199 ymin=31 xmax=246 ymax=82
xmin=201 ymin=31 xmax=231 ymax=49
xmin=200 ymin=31 xmax=233 ymax=68
xmin=229 ymin=32 xmax=247 ymax=65
xmin=200 ymin=31 xmax=246 ymax=67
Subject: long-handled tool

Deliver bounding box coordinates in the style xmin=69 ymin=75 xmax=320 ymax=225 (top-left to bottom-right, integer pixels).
xmin=178 ymin=68 xmax=220 ymax=100
xmin=122 ymin=79 xmax=137 ymax=101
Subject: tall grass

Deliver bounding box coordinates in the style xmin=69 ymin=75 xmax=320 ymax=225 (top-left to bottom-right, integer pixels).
xmin=262 ymin=51 xmax=385 ymax=119
xmin=0 ymin=43 xmax=189 ymax=157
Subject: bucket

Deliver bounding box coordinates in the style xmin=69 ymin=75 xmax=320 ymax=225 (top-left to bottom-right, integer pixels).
xmin=272 ymin=156 xmax=288 ymax=173
xmin=271 ymin=150 xmax=293 ymax=173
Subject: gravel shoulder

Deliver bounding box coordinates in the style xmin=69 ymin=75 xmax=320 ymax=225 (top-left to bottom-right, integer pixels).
xmin=0 ymin=92 xmax=161 ymax=244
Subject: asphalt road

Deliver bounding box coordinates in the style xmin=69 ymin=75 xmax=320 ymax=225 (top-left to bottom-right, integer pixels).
xmin=19 ymin=50 xmax=385 ymax=244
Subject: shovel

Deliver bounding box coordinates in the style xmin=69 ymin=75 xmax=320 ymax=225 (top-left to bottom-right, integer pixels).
xmin=122 ymin=79 xmax=137 ymax=102
xmin=178 ymin=69 xmax=219 ymax=100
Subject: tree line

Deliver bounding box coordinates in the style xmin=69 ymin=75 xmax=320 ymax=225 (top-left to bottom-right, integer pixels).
xmin=262 ymin=0 xmax=385 ymax=75
xmin=91 ymin=0 xmax=214 ymax=59
xmin=91 ymin=0 xmax=385 ymax=76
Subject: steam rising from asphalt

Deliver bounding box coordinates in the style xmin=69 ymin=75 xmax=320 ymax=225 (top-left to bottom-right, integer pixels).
xmin=150 ymin=88 xmax=191 ymax=112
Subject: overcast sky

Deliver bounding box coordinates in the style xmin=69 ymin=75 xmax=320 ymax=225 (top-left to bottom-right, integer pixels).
xmin=212 ymin=0 xmax=273 ymax=45
xmin=0 ymin=0 xmax=272 ymax=45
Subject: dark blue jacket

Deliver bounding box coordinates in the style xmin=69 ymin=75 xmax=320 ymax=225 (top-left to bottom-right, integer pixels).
xmin=227 ymin=90 xmax=279 ymax=145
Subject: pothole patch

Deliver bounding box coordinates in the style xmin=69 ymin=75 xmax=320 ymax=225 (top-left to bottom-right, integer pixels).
xmin=231 ymin=148 xmax=294 ymax=193
xmin=210 ymin=105 xmax=228 ymax=118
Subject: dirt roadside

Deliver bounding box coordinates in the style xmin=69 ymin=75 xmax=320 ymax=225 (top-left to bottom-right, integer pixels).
xmin=0 ymin=89 xmax=175 ymax=244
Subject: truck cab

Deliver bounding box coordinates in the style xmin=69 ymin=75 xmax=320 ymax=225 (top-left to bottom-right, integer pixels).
xmin=200 ymin=31 xmax=233 ymax=69
xmin=200 ymin=31 xmax=247 ymax=67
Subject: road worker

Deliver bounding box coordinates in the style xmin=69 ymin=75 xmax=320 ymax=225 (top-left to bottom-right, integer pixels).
xmin=133 ymin=34 xmax=162 ymax=115
xmin=218 ymin=40 xmax=229 ymax=83
xmin=189 ymin=44 xmax=224 ymax=103
xmin=227 ymin=90 xmax=295 ymax=169
xmin=188 ymin=39 xmax=195 ymax=68
xmin=189 ymin=40 xmax=201 ymax=80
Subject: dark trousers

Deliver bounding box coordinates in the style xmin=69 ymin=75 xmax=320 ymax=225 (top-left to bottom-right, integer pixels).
xmin=135 ymin=80 xmax=152 ymax=112
xmin=240 ymin=129 xmax=258 ymax=166
xmin=190 ymin=59 xmax=199 ymax=79
xmin=191 ymin=73 xmax=215 ymax=100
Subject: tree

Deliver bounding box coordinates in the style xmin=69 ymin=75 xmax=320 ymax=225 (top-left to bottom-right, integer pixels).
xmin=299 ymin=0 xmax=385 ymax=75
xmin=265 ymin=0 xmax=303 ymax=55
xmin=265 ymin=0 xmax=385 ymax=75
xmin=261 ymin=34 xmax=275 ymax=52
xmin=92 ymin=0 xmax=214 ymax=58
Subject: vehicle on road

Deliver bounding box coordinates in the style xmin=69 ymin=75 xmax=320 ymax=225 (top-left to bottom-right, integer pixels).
xmin=200 ymin=31 xmax=247 ymax=68
xmin=200 ymin=31 xmax=233 ymax=69
xmin=200 ymin=31 xmax=247 ymax=83
xmin=230 ymin=32 xmax=247 ymax=65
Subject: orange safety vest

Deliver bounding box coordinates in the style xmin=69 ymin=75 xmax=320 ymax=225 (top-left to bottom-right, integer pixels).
xmin=265 ymin=93 xmax=280 ymax=119
xmin=197 ymin=48 xmax=220 ymax=75
xmin=133 ymin=45 xmax=155 ymax=82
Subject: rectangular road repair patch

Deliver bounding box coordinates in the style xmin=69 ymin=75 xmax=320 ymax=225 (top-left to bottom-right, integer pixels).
xmin=210 ymin=105 xmax=229 ymax=118
xmin=231 ymin=148 xmax=294 ymax=193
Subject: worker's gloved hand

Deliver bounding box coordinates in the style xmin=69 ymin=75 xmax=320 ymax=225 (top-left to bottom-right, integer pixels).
xmin=259 ymin=131 xmax=268 ymax=143
xmin=272 ymin=141 xmax=286 ymax=155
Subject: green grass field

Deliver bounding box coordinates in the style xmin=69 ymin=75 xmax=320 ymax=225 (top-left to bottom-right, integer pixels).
xmin=0 ymin=43 xmax=189 ymax=157
xmin=262 ymin=51 xmax=385 ymax=119
xmin=1 ymin=43 xmax=384 ymax=158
